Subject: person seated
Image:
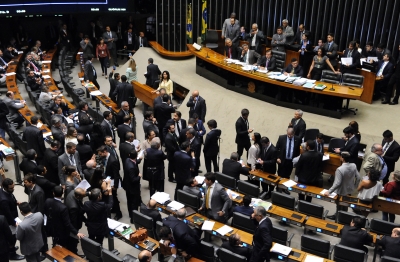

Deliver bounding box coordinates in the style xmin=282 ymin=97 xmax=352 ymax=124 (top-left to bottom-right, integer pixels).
xmin=256 ymin=49 xmax=276 ymax=71
xmin=377 ymin=228 xmax=400 ymax=259
xmin=339 ymin=216 xmax=372 ymax=253
xmin=307 ymin=47 xmax=338 ymax=80
xmin=239 ymin=44 xmax=260 ymax=65
xmin=353 ymin=39 xmax=362 ymax=54
xmin=232 ymin=195 xmax=253 ymax=217
xmin=38 ymin=86 xmax=60 ymax=104
xmin=282 ymin=58 xmax=303 ymax=77
xmin=25 ymin=53 xmax=42 ymax=72
xmin=26 ymin=69 xmax=43 ymax=92
xmin=361 ymin=41 xmax=377 ymax=58
xmin=340 ymin=40 xmax=361 ymax=75
xmin=376 ymin=43 xmax=392 ymax=61
xmin=3 ymin=45 xmax=18 ymax=63
xmin=49 ymin=95 xmax=69 ymax=116
xmin=222 ymin=152 xmax=249 ymax=181
xmin=271 ymin=26 xmax=286 ymax=52
xmin=376 ymin=54 xmax=394 ymax=103
xmin=224 ymin=38 xmax=240 ymax=59
xmin=221 ymin=233 xmax=251 ymax=260
xmin=182 ymin=177 xmax=202 ymax=199
xmin=313 ymin=39 xmax=324 ymax=53
xmin=140 ymin=199 xmax=162 ymax=229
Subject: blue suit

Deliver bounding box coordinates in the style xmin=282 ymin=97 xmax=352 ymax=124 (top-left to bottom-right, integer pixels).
xmin=194 ymin=120 xmax=206 ymax=143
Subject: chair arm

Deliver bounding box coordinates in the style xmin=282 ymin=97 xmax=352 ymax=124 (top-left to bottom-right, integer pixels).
xmin=260 ymin=191 xmax=267 ymax=200
xmin=287 ymin=233 xmax=295 ymax=247
xmin=323 ymin=210 xmax=329 ymax=219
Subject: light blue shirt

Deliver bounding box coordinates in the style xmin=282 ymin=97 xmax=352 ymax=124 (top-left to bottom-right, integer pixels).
xmin=379 ymin=156 xmax=387 ymax=180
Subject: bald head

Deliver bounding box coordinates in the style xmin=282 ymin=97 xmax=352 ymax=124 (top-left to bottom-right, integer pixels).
xmin=192 ymin=90 xmax=199 ymax=97
xmin=86 ymin=159 xmax=96 ymax=169
xmin=138 ymin=250 xmax=152 ymax=262
xmin=148 ymin=199 xmax=157 ymax=209
xmin=74 ymin=187 xmax=86 ymax=198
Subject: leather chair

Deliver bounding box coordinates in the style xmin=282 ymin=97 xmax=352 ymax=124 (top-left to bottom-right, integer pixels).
xmin=336 ymin=211 xmax=367 ymax=228
xmin=328 ymin=138 xmax=345 ymax=153
xmin=271 ymin=51 xmax=286 ymax=71
xmin=198 ymin=240 xmax=216 ymax=262
xmin=237 ymin=180 xmax=266 ymax=199
xmin=304 ymin=128 xmax=320 ymax=142
xmin=177 ymin=189 xmax=201 ymax=211
xmin=132 ymin=210 xmax=156 ymax=239
xmin=205 ymin=30 xmax=219 ymax=49
xmin=301 ymin=235 xmax=333 ymax=259
xmin=272 ymin=225 xmax=294 ymax=246
xmin=231 ymin=212 xmax=256 ymax=234
xmin=81 ymin=237 xmax=103 ymax=262
xmin=215 ymin=172 xmax=236 ymax=190
xmin=297 ymin=200 xmax=328 ymax=219
xmin=333 ymin=244 xmax=366 ymax=262
xmin=271 ymin=191 xmax=296 ymax=210
xmin=381 ymin=256 xmax=400 ymax=262
xmin=369 ymin=218 xmax=400 ymax=236
xmin=102 ymin=249 xmax=136 ymax=262
xmin=155 ymin=220 xmax=163 ymax=240
xmin=341 ymin=73 xmax=364 ymax=115
xmin=320 ymin=70 xmax=341 ymax=84
xmin=217 ymin=247 xmax=247 ymax=262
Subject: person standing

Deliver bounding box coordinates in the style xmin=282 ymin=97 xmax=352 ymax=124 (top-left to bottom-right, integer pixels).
xmin=65 ymin=188 xmax=86 ymax=254
xmin=235 ymin=109 xmax=253 ymax=158
xmin=122 ymin=150 xmax=142 ymax=223
xmin=23 ymin=174 xmax=45 ymax=214
xmin=96 ymin=38 xmax=111 ymax=79
xmin=16 ymin=202 xmax=44 ymax=262
xmin=80 ymin=36 xmax=93 ymax=63
xmin=334 ymin=126 xmax=360 ymax=164
xmin=108 ymin=70 xmax=120 ymax=103
xmin=144 ymin=58 xmax=161 ymax=88
xmin=380 ymin=171 xmax=400 ymax=222
xmin=113 ymin=75 xmax=136 ymax=110
xmin=43 ymin=141 xmax=61 ymax=185
xmin=173 ymin=142 xmax=196 ymax=200
xmin=186 ymin=90 xmax=206 ymax=122
xmin=165 ymin=124 xmax=180 ymax=183
xmin=257 ymin=137 xmax=277 ymax=199
xmin=246 ymin=23 xmax=265 ymax=54
xmin=221 ymin=13 xmax=240 ymax=39
xmin=250 ymin=206 xmax=272 ymax=262
xmin=382 ymin=130 xmax=400 ymax=185
xmin=102 ymin=26 xmax=118 ymax=67
xmin=203 ymin=119 xmax=221 ymax=173
xmin=288 ymin=109 xmax=306 ymax=140
xmin=145 ymin=140 xmax=167 ymax=197
xmin=84 ymin=54 xmax=100 ymax=89
xmin=154 ymin=94 xmax=175 ymax=145
xmin=0 ymin=214 xmax=13 ymax=262
xmin=22 ymin=116 xmax=46 ymax=165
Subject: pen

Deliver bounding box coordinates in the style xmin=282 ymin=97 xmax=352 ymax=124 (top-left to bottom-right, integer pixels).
xmin=349 ymin=87 xmax=355 ymax=90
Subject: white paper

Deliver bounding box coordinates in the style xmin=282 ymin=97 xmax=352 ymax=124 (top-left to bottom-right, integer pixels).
xmin=137 ymin=150 xmax=144 ymax=159
xmin=270 ymin=243 xmax=292 ymax=256
xmin=42 ymin=75 xmax=51 ymax=79
xmin=323 ymin=154 xmax=330 ymax=161
xmin=36 ymin=122 xmax=43 ymax=128
xmin=107 ymin=218 xmax=122 ymax=230
xmin=133 ymin=139 xmax=140 ymax=148
xmin=151 ymin=192 xmax=170 ymax=204
xmin=258 ymin=69 xmax=268 ymax=73
xmin=77 ymin=52 xmax=83 ymax=54
xmin=90 ymin=90 xmax=103 ymax=96
xmin=167 ymin=201 xmax=185 ymax=210
xmin=5 ymin=72 xmax=16 ymax=76
xmin=304 ymin=255 xmax=324 ymax=262
xmin=282 ymin=180 xmax=297 ymax=188
xmin=216 ymin=225 xmax=234 ymax=236
xmin=42 ymin=60 xmax=52 ymax=63
xmin=360 ymin=58 xmax=366 ymax=65
xmin=42 ymin=69 xmax=50 ymax=73
xmin=320 ymin=189 xmax=337 ymax=198
xmin=15 ymin=217 xmax=22 ymax=223
xmin=43 ymin=214 xmax=47 ymax=226
xmin=341 ymin=57 xmax=353 ymax=65
xmin=192 ymin=43 xmax=202 ymax=51
xmin=201 ymin=220 xmax=215 ymax=231
xmin=195 ymin=176 xmax=205 ymax=184
xmin=76 ymin=180 xmax=91 ymax=190
xmin=367 ymin=56 xmax=378 ymax=62
xmin=15 ymin=103 xmax=22 ymax=106
xmin=226 ymin=189 xmax=239 ymax=198
xmin=18 ymin=51 xmax=24 ymax=54
xmin=79 ymin=77 xmax=84 ymax=81
xmin=42 ymin=132 xmax=52 ymax=138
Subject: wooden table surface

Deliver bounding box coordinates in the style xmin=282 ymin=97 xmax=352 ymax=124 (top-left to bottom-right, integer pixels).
xmin=249 ymin=169 xmax=281 ymax=185
xmin=304 ymin=216 xmax=343 ymax=236
xmin=46 ymin=245 xmax=86 ymax=262
xmin=267 ymin=205 xmax=306 ymax=226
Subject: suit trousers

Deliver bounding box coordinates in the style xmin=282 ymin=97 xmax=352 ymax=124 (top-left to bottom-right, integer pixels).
xmin=204 ymin=155 xmax=219 ymax=173
xmin=386 ymin=75 xmax=400 ymax=102
xmin=92 ymin=78 xmax=100 ymax=90
xmin=0 ymin=251 xmax=9 ymax=262
xmin=25 ymin=252 xmax=41 ymax=262
xmin=174 ymin=183 xmax=185 ymax=200
xmin=109 ymin=47 xmax=117 ymax=65
xmin=237 ymin=143 xmax=250 ymax=158
xmin=278 ymin=159 xmax=294 ymax=178
xmin=111 ymin=188 xmax=122 ymax=217
xmin=126 ymin=192 xmax=141 ymax=218
xmin=205 ymin=209 xmax=226 ymax=223
xmin=89 ymin=234 xmax=104 ymax=246
xmin=167 ymin=159 xmax=175 ymax=180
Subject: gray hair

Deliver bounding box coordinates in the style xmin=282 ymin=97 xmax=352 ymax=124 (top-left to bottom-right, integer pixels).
xmin=300 ymin=142 xmax=307 ymax=152
xmin=121 ymin=101 xmax=128 ymax=107
xmin=176 ymin=208 xmax=187 ymax=219
xmin=282 ymin=19 xmax=289 ymax=23
xmin=252 ymin=23 xmax=258 ymax=28
xmin=225 ymin=38 xmax=232 ymax=43
xmin=296 ymin=109 xmax=303 ymax=116
xmin=150 ymin=139 xmax=160 ymax=149
xmin=255 ymin=206 xmax=267 ymax=217
xmin=371 ymin=143 xmax=381 ymax=153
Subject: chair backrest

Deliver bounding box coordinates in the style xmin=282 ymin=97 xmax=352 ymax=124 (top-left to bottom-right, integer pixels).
xmin=301 ymin=235 xmax=331 ymax=259
xmin=232 ymin=212 xmax=256 ymax=234
xmin=199 ymin=240 xmax=215 ymax=262
xmin=271 ymin=191 xmax=296 ymax=210
xmin=237 ymin=180 xmax=260 ymax=198
xmin=177 ymin=189 xmax=200 ymax=210
xmin=155 ymin=220 xmax=163 ymax=240
xmin=370 ymin=218 xmax=400 ymax=236
xmin=304 ymin=129 xmax=320 ymax=142
xmin=272 ymin=50 xmax=286 ymax=71
xmin=216 ymin=172 xmax=237 ymax=190
xmin=321 ymin=70 xmax=341 ymax=84
xmin=217 ymin=247 xmax=247 ymax=262
xmin=333 ymin=244 xmax=366 ymax=262
xmin=132 ymin=210 xmax=155 ymax=239
xmin=206 ymin=29 xmax=219 ymax=43
xmin=381 ymin=256 xmax=400 ymax=262
xmin=342 ymin=73 xmax=364 ymax=88
xmin=336 ymin=211 xmax=366 ymax=228
xmin=81 ymin=237 xmax=103 ymax=262
xmin=328 ymin=138 xmax=346 ymax=153
xmin=102 ymin=249 xmax=123 ymax=262
xmin=272 ymin=225 xmax=289 ymax=246
xmin=297 ymin=200 xmax=324 ymax=219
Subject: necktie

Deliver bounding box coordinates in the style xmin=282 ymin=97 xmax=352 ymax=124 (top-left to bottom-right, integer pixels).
xmin=30 ymin=61 xmax=39 ymax=72
xmin=328 ymin=42 xmax=332 ymax=50
xmin=318 ymin=143 xmax=321 ymax=152
xmin=229 ymin=47 xmax=232 ymax=58
xmin=291 ymin=67 xmax=294 ymax=74
xmin=243 ymin=53 xmax=247 ymax=63
xmin=140 ymin=38 xmax=143 ymax=47
xmin=287 ymin=138 xmax=292 ymax=159
xmin=266 ymin=60 xmax=269 ymax=69
xmin=205 ymin=187 xmax=211 ymax=209
xmin=347 ymin=50 xmax=352 ymax=58
xmin=0 ymin=57 xmax=6 ymax=66
xmin=69 ymin=154 xmax=75 ymax=165
xmin=383 ymin=142 xmax=390 ymax=153
xmin=109 ymin=32 xmax=111 ymax=37
xmin=176 ymin=121 xmax=181 ymax=133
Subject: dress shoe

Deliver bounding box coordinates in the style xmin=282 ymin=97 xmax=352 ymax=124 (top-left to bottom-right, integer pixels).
xmin=389 ymin=101 xmax=398 ymax=105
xmin=382 ymin=100 xmax=389 ymax=104
xmin=13 ymin=246 xmax=19 ymax=251
xmin=40 ymin=255 xmax=46 ymax=261
xmin=114 ymin=215 xmax=122 ymax=221
xmin=327 ymin=215 xmax=336 ymax=220
xmin=54 ymin=80 xmax=61 ymax=84
xmin=130 ymin=218 xmax=134 ymax=224
xmin=115 ymin=63 xmax=119 ymax=67
xmin=283 ymin=189 xmax=290 ymax=195
xmin=9 ymin=254 xmax=25 ymax=260
xmin=168 ymin=179 xmax=176 ymax=183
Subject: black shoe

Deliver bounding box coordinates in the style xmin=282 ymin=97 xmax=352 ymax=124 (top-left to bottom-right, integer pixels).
xmin=13 ymin=247 xmax=19 ymax=252
xmin=54 ymin=80 xmax=61 ymax=84
xmin=327 ymin=215 xmax=336 ymax=220
xmin=168 ymin=179 xmax=176 ymax=183
xmin=283 ymin=189 xmax=290 ymax=195
xmin=77 ymin=254 xmax=85 ymax=258
xmin=9 ymin=254 xmax=25 ymax=260
xmin=198 ymin=170 xmax=203 ymax=173
xmin=389 ymin=101 xmax=398 ymax=105
xmin=40 ymin=255 xmax=46 ymax=261
xmin=382 ymin=100 xmax=389 ymax=104
xmin=115 ymin=63 xmax=119 ymax=67
xmin=114 ymin=215 xmax=122 ymax=221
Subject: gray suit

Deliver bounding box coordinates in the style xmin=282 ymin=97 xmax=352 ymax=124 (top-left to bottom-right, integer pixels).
xmin=360 ymin=151 xmax=383 ymax=177
xmin=16 ymin=212 xmax=44 ymax=259
xmin=282 ymin=25 xmax=294 ymax=44
xmin=58 ymin=152 xmax=82 ymax=185
xmin=202 ymin=182 xmax=231 ymax=222
xmin=3 ymin=96 xmax=24 ymax=120
xmin=271 ymin=33 xmax=286 ymax=52
xmin=239 ymin=49 xmax=261 ymax=65
xmin=80 ymin=40 xmax=93 ymax=60
xmin=328 ymin=162 xmax=360 ymax=195
xmin=102 ymin=31 xmax=118 ymax=64
xmin=222 ymin=18 xmax=240 ymax=38
xmin=225 ymin=23 xmax=240 ymax=44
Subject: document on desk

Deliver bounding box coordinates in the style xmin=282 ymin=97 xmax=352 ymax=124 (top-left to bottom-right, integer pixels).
xmin=195 ymin=176 xmax=205 ymax=184
xmin=5 ymin=72 xmax=16 ymax=76
xmin=270 ymin=243 xmax=292 ymax=256
xmin=167 ymin=201 xmax=185 ymax=210
xmin=323 ymin=154 xmax=330 ymax=161
xmin=76 ymin=180 xmax=91 ymax=190
xmin=216 ymin=225 xmax=233 ymax=236
xmin=257 ymin=69 xmax=268 ymax=73
xmin=226 ymin=189 xmax=239 ymax=198
xmin=341 ymin=57 xmax=353 ymax=65
xmin=282 ymin=180 xmax=297 ymax=188
xmin=367 ymin=56 xmax=378 ymax=62
xmin=107 ymin=218 xmax=122 ymax=230
xmin=304 ymin=255 xmax=324 ymax=262
xmin=201 ymin=221 xmax=215 ymax=231
xmin=151 ymin=192 xmax=170 ymax=204
xmin=42 ymin=75 xmax=51 ymax=79
xmin=42 ymin=60 xmax=52 ymax=63
xmin=42 ymin=69 xmax=50 ymax=73
xmin=90 ymin=90 xmax=103 ymax=96
xmin=320 ymin=189 xmax=337 ymax=198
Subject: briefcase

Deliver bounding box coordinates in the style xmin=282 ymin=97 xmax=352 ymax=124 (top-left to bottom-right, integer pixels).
xmin=129 ymin=227 xmax=148 ymax=244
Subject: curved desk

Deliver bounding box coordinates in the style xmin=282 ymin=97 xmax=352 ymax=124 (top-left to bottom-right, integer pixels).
xmin=149 ymin=41 xmax=194 ymax=59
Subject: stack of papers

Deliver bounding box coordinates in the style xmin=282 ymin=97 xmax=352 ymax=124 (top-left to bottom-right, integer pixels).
xmin=167 ymin=201 xmax=185 ymax=210
xmin=314 ymin=84 xmax=326 ymax=90
xmin=320 ymin=189 xmax=337 ymax=198
xmin=107 ymin=218 xmax=122 ymax=230
xmin=293 ymin=78 xmax=307 ymax=86
xmin=0 ymin=144 xmax=14 ymax=155
xmin=275 ymin=75 xmax=288 ymax=81
xmin=42 ymin=75 xmax=51 ymax=79
xmin=282 ymin=180 xmax=297 ymax=188
xmin=250 ymin=199 xmax=272 ymax=210
xmin=258 ymin=68 xmax=268 ymax=73
xmin=42 ymin=60 xmax=52 ymax=64
xmin=304 ymin=255 xmax=324 ymax=262
xmin=90 ymin=90 xmax=103 ymax=96
xmin=303 ymin=82 xmax=315 ymax=89
xmin=201 ymin=221 xmax=215 ymax=230
xmin=5 ymin=72 xmax=16 ymax=76
xmin=270 ymin=243 xmax=292 ymax=256
xmin=42 ymin=132 xmax=52 ymax=139
xmin=195 ymin=176 xmax=205 ymax=184
xmin=323 ymin=154 xmax=330 ymax=161
xmin=42 ymin=69 xmax=50 ymax=73
xmin=151 ymin=192 xmax=170 ymax=204
xmin=285 ymin=77 xmax=299 ymax=83
xmin=216 ymin=225 xmax=234 ymax=236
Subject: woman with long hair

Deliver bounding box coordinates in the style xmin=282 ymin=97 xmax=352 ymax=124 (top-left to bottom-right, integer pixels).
xmin=154 ymin=70 xmax=173 ymax=97
xmin=247 ymin=132 xmax=261 ymax=171
xmin=126 ymin=58 xmax=138 ymax=83
xmin=96 ymin=37 xmax=111 ymax=78
xmin=307 ymin=47 xmax=338 ymax=80
xmin=349 ymin=120 xmax=361 ymax=142
xmin=64 ymin=165 xmax=81 ymax=198
xmin=65 ymin=127 xmax=78 ymax=151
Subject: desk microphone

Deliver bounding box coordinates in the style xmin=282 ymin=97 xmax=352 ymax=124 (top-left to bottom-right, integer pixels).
xmin=329 ymin=84 xmax=335 ymax=91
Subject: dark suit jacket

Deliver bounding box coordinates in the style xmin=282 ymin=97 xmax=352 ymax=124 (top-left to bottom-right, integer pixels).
xmin=224 ymin=45 xmax=240 ymax=59
xmin=108 ymin=76 xmax=119 ymax=102
xmin=251 ymin=218 xmax=273 ymax=262
xmin=101 ymin=119 xmax=114 ymax=139
xmin=165 ymin=132 xmax=180 ymax=160
xmin=222 ymin=159 xmax=249 ymax=180
xmin=153 ymin=94 xmax=171 ymax=108
xmin=76 ymin=143 xmax=93 ymax=170
xmin=282 ymin=64 xmax=304 ymax=77
xmin=119 ymin=142 xmax=135 ymax=166
xmin=376 ymin=60 xmax=394 ymax=80
xmin=173 ymin=150 xmax=195 ymax=184
xmin=163 ymin=119 xmax=187 ymax=142
xmin=78 ymin=110 xmax=93 ymax=132
xmin=113 ymin=82 xmax=135 ymax=110
xmin=3 ymin=50 xmax=17 ymax=63
xmin=295 ymin=150 xmax=323 ymax=185
xmin=23 ymin=125 xmax=46 ymax=158
xmin=0 ymin=100 xmax=9 ymax=130
xmin=245 ymin=30 xmax=265 ymax=54
xmin=339 ymin=225 xmax=372 ymax=252
xmin=58 ymin=152 xmax=82 ymax=185
xmin=341 ymin=49 xmax=361 ymax=74
xmin=361 ymin=48 xmax=377 ymax=58
xmin=19 ymin=158 xmax=37 ymax=176
xmin=145 ymin=63 xmax=161 ymax=87
xmin=105 ymin=154 xmax=120 ymax=180
xmin=25 ymin=184 xmax=45 ymax=214
xmin=258 ymin=144 xmax=278 ymax=174
xmin=235 ymin=117 xmax=250 ymax=147
xmin=135 ymin=36 xmax=149 ymax=49
xmin=225 ymin=23 xmax=240 ymax=44
xmin=221 ymin=242 xmax=251 ymax=260
xmin=26 ymin=75 xmax=41 ymax=91
xmin=290 ymin=118 xmax=306 ymax=139
xmin=102 ymin=31 xmax=118 ymax=50
xmin=186 ymin=96 xmax=206 ymax=121
xmin=0 ymin=215 xmax=13 ymax=254
xmin=276 ymin=135 xmax=301 ymax=162
xmin=0 ymin=189 xmax=18 ymax=227
xmin=140 ymin=203 xmax=162 ymax=230
xmin=122 ymin=158 xmax=140 ymax=192
xmin=51 ymin=126 xmax=65 ymax=155
xmin=59 ymin=29 xmax=71 ymax=46
xmin=193 ymin=119 xmax=206 ymax=143
xmin=203 ymin=129 xmax=221 ymax=157
xmin=155 ymin=103 xmax=175 ymax=131
xmin=257 ymin=56 xmax=277 ymax=71
xmin=323 ymin=41 xmax=339 ymax=67
xmin=145 ymin=147 xmax=167 ymax=180
xmin=82 ymin=197 xmax=113 ymax=236
xmin=382 ymin=140 xmax=400 ymax=175
xmin=294 ymin=30 xmax=311 ymax=44
xmin=65 ymin=190 xmax=85 ymax=230
xmin=239 ymin=49 xmax=261 ymax=65
xmin=378 ymin=236 xmax=400 ymax=258
xmin=339 ymin=136 xmax=360 ymax=164
xmin=35 ymin=175 xmax=56 ymax=199
xmin=117 ymin=123 xmax=133 ymax=142
xmin=115 ymin=110 xmax=130 ymax=127
xmin=44 ymin=198 xmax=78 ymax=238
xmin=43 ymin=148 xmax=60 ymax=184
xmin=84 ymin=60 xmax=97 ymax=81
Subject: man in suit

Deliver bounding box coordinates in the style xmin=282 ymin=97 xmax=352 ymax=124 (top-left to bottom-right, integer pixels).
xmin=222 ymin=152 xmax=249 ymax=181
xmin=193 ymin=113 xmax=206 ymax=144
xmin=44 ymin=186 xmax=84 ymax=251
xmin=203 ymin=119 xmax=221 ymax=173
xmin=83 ymin=188 xmax=113 ymax=245
xmin=293 ymin=24 xmax=311 ymax=44
xmin=108 ymin=70 xmax=120 ymax=103
xmin=360 ymin=143 xmax=386 ymax=181
xmin=3 ymin=91 xmax=25 ymax=128
xmin=50 ymin=118 xmax=65 ymax=155
xmin=382 ymin=130 xmax=400 ymax=185
xmin=35 ymin=166 xmax=56 ymax=200
xmin=315 ymin=133 xmax=324 ymax=154
xmin=295 ymin=140 xmax=323 ymax=202
xmin=334 ymin=126 xmax=360 ymax=164
xmin=165 ymin=124 xmax=180 ymax=183
xmin=103 ymin=25 xmax=119 ymax=67
xmin=49 ymin=96 xmax=69 ymax=116
xmin=117 ymin=116 xmax=134 ymax=145
xmin=323 ymin=33 xmax=339 ymax=68
xmin=239 ymin=44 xmax=261 ymax=65
xmin=281 ymin=19 xmax=294 ymax=44
xmin=16 ymin=202 xmax=44 ymax=262
xmin=26 ymin=70 xmax=43 ymax=92
xmin=115 ymin=101 xmax=136 ymax=134
xmin=58 ymin=142 xmax=82 ymax=186
xmin=224 ymin=18 xmax=240 ymax=47
xmin=176 ymin=118 xmax=194 ymax=146
xmin=83 ymin=54 xmax=100 ymax=89
xmin=256 ymin=137 xmax=277 ymax=198
xmin=135 ymin=31 xmax=149 ymax=51
xmin=283 ymin=57 xmax=304 ymax=76
xmin=221 ymin=234 xmax=251 ymax=260
xmin=104 ymin=136 xmax=120 ymax=168
xmin=339 ymin=216 xmax=372 ymax=253
xmin=224 ymin=38 xmax=240 ymax=59
xmin=361 ymin=41 xmax=377 ymax=58
xmin=186 ymin=90 xmax=206 ymax=122
xmin=59 ymin=24 xmax=71 ymax=50
xmin=3 ymin=45 xmax=18 ymax=63
xmin=246 ymin=23 xmax=265 ymax=54
xmin=144 ymin=58 xmax=161 ymax=88
xmin=288 ymin=109 xmax=306 ymax=139
xmin=376 ymin=43 xmax=392 ymax=61
xmin=77 ymin=101 xmax=94 ymax=136
xmin=166 ymin=111 xmax=187 ymax=141
xmin=276 ymin=128 xmax=301 ymax=190
xmin=113 ymin=75 xmax=136 ymax=110
xmin=19 ymin=149 xmax=38 ymax=176
xmin=79 ymin=36 xmax=93 ymax=62
xmin=140 ymin=199 xmax=162 ymax=230
xmin=119 ymin=132 xmax=135 ymax=166
xmin=155 ymin=94 xmax=175 ymax=145
xmin=123 ymin=28 xmax=136 ymax=54
xmin=221 ymin=13 xmax=240 ymax=39
xmin=256 ymin=49 xmax=277 ymax=71
xmin=235 ymin=108 xmax=253 ymax=158
xmin=377 ymin=54 xmax=394 ymax=102
xmin=340 ymin=41 xmax=361 ymax=75
xmin=183 ymin=177 xmax=202 ymax=199
xmin=145 ymin=140 xmax=167 ymax=196
xmin=0 ymin=98 xmax=9 ymax=138
xmin=0 ymin=214 xmax=13 ymax=261
xmin=76 ymin=134 xmax=93 ymax=171
xmin=143 ymin=111 xmax=159 ymax=138
xmin=377 ymin=228 xmax=400 ymax=259
xmin=186 ymin=129 xmax=201 ymax=176
xmin=101 ymin=111 xmax=115 ymax=142
xmin=43 ymin=141 xmax=61 ymax=185
xmin=233 ymin=195 xmax=254 ymax=217
xmin=199 ymin=172 xmax=231 ymax=223
xmin=22 ymin=116 xmax=46 ymax=164
xmin=97 ymin=145 xmax=122 ymax=220
xmin=23 ymin=173 xmax=45 ymax=214
xmin=250 ymin=206 xmax=272 ymax=262
xmin=65 ymin=188 xmax=86 ymax=253
xmin=88 ymin=21 xmax=101 ymax=43
xmin=386 ymin=44 xmax=400 ymax=105
xmin=271 ymin=27 xmax=286 ymax=52
xmin=173 ymin=142 xmax=196 ymax=200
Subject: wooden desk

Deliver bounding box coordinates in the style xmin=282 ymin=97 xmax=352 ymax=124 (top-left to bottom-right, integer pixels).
xmin=372 ymin=196 xmax=400 ymax=215
xmin=249 ymin=170 xmax=281 ymax=186
xmin=112 ymin=233 xmax=159 ymax=255
xmin=132 ymin=81 xmax=159 ymax=107
xmin=188 ymin=258 xmax=205 ymax=262
xmin=84 ymin=85 xmax=120 ymax=114
xmin=338 ymin=196 xmax=372 ymax=211
xmin=304 ymin=217 xmax=343 ymax=237
xmin=18 ymin=108 xmax=51 ymax=133
xmin=267 ymin=205 xmax=306 ymax=227
xmin=0 ymin=137 xmax=22 ymax=183
xmin=225 ymin=188 xmax=244 ymax=205
xmin=271 ymin=243 xmax=305 ymax=262
xmin=149 ymin=41 xmax=194 ymax=58
xmin=46 ymin=245 xmax=86 ymax=262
